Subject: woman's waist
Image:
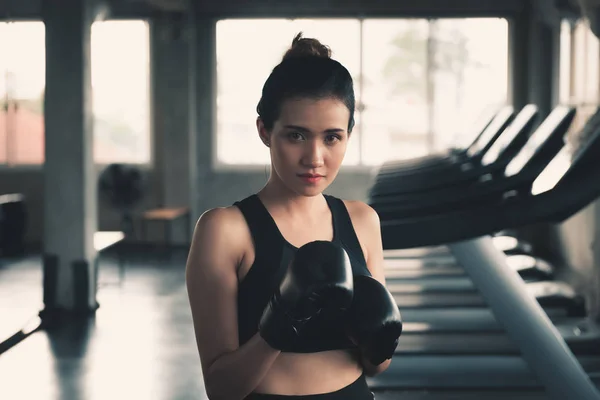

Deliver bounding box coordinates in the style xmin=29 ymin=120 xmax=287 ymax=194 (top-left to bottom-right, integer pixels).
xmin=254 ymin=349 xmax=363 ymax=396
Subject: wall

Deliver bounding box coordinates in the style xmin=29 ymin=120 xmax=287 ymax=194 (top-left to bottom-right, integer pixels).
xmin=0 ymin=166 xmax=162 ymax=248
xmin=0 ymin=166 xmax=375 ymax=247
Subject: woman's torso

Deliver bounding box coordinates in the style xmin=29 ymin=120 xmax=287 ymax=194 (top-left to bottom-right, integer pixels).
xmin=234 ymin=194 xmax=370 ymax=395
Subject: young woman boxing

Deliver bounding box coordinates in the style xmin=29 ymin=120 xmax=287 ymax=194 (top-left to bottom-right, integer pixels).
xmin=186 ymin=32 xmax=402 ymax=400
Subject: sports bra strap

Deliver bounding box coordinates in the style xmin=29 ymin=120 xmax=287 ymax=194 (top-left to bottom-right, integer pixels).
xmin=324 ymin=195 xmax=368 ymax=267
xmin=233 ymin=195 xmax=283 ymax=258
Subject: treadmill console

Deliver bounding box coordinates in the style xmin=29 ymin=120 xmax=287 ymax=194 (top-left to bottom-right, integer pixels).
xmin=532 ymin=108 xmax=600 ymax=195
xmin=531 ymin=146 xmax=572 ymax=195
xmin=466 ymin=107 xmax=514 ymax=158
xmin=481 ymin=105 xmax=538 ymax=167
xmin=504 ymin=106 xmax=572 ymax=178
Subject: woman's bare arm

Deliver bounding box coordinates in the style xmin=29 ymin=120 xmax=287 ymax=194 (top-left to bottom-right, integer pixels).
xmin=186 ymin=207 xmax=279 ymax=400
xmin=346 ymin=201 xmax=393 ymax=377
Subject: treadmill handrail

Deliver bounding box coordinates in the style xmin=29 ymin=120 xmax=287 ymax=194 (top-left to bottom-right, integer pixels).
xmin=466 ymin=106 xmax=515 ymax=158
xmin=481 ymin=104 xmax=539 ymax=167
xmin=378 ymin=108 xmax=600 ymax=249
xmin=504 ymin=105 xmax=575 ymax=178
xmin=371 ymin=106 xmax=577 ymax=211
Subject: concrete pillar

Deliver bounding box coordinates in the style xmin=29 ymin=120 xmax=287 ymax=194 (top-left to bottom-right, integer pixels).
xmin=509 ymin=12 xmax=530 ymax=111
xmin=150 ymin=15 xmax=194 ymax=242
xmin=190 ymin=10 xmax=216 ymax=219
xmin=42 ymin=0 xmax=97 ymax=314
xmin=528 ymin=14 xmax=560 ymax=118
xmin=188 ymin=11 xmax=199 ymax=231
xmin=509 ymin=7 xmax=560 ymax=118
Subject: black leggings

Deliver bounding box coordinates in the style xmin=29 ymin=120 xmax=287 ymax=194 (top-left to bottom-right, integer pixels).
xmin=244 ymin=375 xmax=374 ymax=400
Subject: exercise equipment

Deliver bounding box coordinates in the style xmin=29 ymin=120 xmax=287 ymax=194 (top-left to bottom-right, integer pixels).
xmin=372 ymin=105 xmax=577 ymax=218
xmin=384 ymin=252 xmax=553 ymax=280
xmin=368 ymin=106 xmax=600 ymax=399
xmin=383 ymin=234 xmax=533 ymax=259
xmin=372 ymin=104 xmax=539 ymax=195
xmin=377 ymin=106 xmax=514 ymax=174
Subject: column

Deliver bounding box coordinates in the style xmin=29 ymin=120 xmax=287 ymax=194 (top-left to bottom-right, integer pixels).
xmin=509 ymin=5 xmax=561 ymax=118
xmin=190 ymin=9 xmax=217 ymax=221
xmin=150 ymin=14 xmax=194 ymax=242
xmin=528 ymin=13 xmax=560 ymax=117
xmin=42 ymin=0 xmax=98 ymax=314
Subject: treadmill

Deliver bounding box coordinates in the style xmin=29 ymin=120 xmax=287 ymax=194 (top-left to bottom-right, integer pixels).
xmin=371 ymin=104 xmax=538 ymax=194
xmin=383 ymin=234 xmax=533 ymax=259
xmin=384 ymin=252 xmax=553 ymax=281
xmin=377 ymin=107 xmax=588 ymax=314
xmin=376 ymin=105 xmax=514 ymax=173
xmin=371 ymin=105 xmax=576 ymax=216
xmin=381 ymin=109 xmax=600 ymax=319
xmin=372 ymin=105 xmax=542 ymax=263
xmin=366 ymin=108 xmax=600 ymax=397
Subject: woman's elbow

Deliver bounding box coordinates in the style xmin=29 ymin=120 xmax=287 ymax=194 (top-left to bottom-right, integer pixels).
xmin=205 ymin=382 xmax=238 ymax=400
xmin=363 ymin=358 xmax=392 ymax=377
xmin=204 ymin=371 xmax=249 ymax=400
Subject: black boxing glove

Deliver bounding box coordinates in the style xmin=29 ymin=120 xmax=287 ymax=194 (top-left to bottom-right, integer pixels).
xmin=346 ymin=275 xmax=403 ymax=366
xmin=259 ymin=240 xmax=354 ymax=350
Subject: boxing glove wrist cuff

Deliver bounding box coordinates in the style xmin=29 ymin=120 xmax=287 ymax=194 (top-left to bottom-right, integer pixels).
xmin=259 ymin=294 xmax=310 ymax=350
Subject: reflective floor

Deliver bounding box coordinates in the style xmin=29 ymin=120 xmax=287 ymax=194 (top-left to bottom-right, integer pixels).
xmin=0 ymin=247 xmax=552 ymax=400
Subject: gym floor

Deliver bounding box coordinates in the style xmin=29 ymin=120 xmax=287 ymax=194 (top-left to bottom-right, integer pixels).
xmin=0 ymin=247 xmax=553 ymax=400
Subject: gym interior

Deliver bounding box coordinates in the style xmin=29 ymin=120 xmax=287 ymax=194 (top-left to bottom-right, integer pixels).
xmin=1 ymin=0 xmax=600 ymax=399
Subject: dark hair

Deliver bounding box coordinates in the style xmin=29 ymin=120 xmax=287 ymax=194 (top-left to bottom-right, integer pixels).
xmin=256 ymin=32 xmax=355 ymax=133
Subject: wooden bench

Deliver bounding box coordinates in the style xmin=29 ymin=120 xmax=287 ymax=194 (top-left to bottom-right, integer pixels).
xmin=140 ymin=207 xmax=191 ymax=246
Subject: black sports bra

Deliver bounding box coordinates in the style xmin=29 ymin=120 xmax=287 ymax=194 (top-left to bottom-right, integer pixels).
xmin=233 ymin=194 xmax=371 ymax=353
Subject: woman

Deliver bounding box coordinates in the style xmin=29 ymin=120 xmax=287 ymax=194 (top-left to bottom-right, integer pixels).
xmin=186 ymin=33 xmax=392 ymax=399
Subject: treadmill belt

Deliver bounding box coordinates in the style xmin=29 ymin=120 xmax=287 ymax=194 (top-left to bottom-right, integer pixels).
xmin=386 ymin=267 xmax=465 ymax=279
xmin=382 ymin=236 xmax=528 ymax=259
xmin=393 ymin=292 xmax=574 ymax=314
xmin=384 ymin=258 xmax=458 ymax=269
xmin=384 ymin=247 xmax=453 ymax=260
xmin=394 ymin=292 xmax=487 ymax=308
xmin=400 ymin=308 xmax=577 ymax=333
xmin=396 ymin=332 xmax=516 ymax=355
xmin=396 ymin=330 xmax=600 ymax=355
xmin=366 ymin=355 xmax=600 ymax=389
xmin=387 ymin=277 xmax=476 ymax=293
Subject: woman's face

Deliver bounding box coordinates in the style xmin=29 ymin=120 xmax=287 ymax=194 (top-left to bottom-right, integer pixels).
xmin=258 ymin=97 xmax=350 ymax=197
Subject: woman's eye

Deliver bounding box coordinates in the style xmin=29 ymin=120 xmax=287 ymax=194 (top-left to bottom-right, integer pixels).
xmin=289 ymin=132 xmax=304 ymax=141
xmin=325 ymin=135 xmax=341 ymax=144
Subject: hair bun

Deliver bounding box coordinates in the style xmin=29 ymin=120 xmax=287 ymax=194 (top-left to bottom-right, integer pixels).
xmin=282 ymin=32 xmax=332 ymax=60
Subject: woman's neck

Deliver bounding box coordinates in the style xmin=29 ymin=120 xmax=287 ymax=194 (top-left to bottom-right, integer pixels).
xmin=258 ymin=175 xmax=325 ymax=218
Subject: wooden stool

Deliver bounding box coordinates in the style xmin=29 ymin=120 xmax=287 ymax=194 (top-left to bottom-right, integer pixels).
xmin=140 ymin=207 xmax=191 ymax=246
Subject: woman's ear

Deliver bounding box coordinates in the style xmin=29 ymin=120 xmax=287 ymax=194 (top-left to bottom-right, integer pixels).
xmin=256 ymin=118 xmax=271 ymax=147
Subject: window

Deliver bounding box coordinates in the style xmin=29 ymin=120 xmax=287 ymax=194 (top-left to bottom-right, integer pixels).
xmin=560 ymin=19 xmax=599 ymax=136
xmin=91 ymin=20 xmax=151 ymax=165
xmin=215 ymin=19 xmax=361 ymax=166
xmin=559 ymin=20 xmax=572 ymax=104
xmin=0 ymin=22 xmax=45 ymax=166
xmin=0 ymin=20 xmax=150 ymax=167
xmin=215 ymin=18 xmax=509 ymax=167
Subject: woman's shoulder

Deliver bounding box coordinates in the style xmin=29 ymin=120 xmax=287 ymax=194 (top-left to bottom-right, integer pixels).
xmin=340 ymin=198 xmax=381 ymax=229
xmin=195 ymin=205 xmax=248 ymax=239
xmin=191 ymin=205 xmax=251 ymax=264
